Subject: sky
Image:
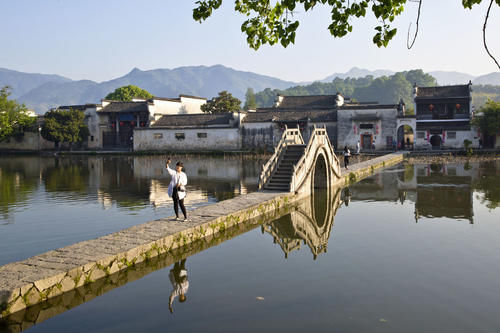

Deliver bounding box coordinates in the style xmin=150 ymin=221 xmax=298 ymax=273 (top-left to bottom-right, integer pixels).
xmin=1 ymin=0 xmax=499 ymax=82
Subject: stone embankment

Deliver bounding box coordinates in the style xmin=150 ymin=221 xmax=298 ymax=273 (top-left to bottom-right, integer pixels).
xmin=0 ymin=152 xmax=404 ymax=322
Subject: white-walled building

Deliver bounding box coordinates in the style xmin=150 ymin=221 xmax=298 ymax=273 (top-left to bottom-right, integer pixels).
xmin=413 ymin=83 xmax=478 ymax=149
xmin=133 ymin=112 xmax=243 ymax=151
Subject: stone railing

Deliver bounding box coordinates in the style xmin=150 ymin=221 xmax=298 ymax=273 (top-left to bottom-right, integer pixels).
xmin=291 ymin=125 xmax=340 ymax=193
xmin=258 ymin=126 xmax=304 ymax=190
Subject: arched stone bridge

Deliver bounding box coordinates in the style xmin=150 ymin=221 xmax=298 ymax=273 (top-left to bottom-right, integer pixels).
xmin=259 ymin=126 xmax=342 ymax=195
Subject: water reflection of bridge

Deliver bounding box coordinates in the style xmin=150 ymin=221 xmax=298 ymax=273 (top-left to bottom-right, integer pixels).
xmin=263 ymin=187 xmax=342 ymax=259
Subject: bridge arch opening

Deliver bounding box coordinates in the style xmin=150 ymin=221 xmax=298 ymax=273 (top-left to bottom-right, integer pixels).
xmin=312 ymin=153 xmax=328 ymax=228
xmin=313 ymin=153 xmax=328 ymax=190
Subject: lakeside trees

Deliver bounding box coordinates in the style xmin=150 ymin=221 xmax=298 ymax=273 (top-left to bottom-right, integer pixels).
xmin=0 ymin=86 xmax=36 ymax=142
xmin=254 ymin=70 xmax=435 ymax=108
xmin=105 ymin=85 xmax=153 ymax=101
xmin=472 ymin=99 xmax=500 ymax=139
xmin=41 ymin=108 xmax=89 ymax=148
xmin=201 ymin=91 xmax=241 ymax=113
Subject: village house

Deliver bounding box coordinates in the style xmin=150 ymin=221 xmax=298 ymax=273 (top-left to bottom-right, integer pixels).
xmin=53 ymin=95 xmax=207 ymax=150
xmin=133 ymin=112 xmax=243 ymax=151
xmin=413 ymin=83 xmax=478 ymax=149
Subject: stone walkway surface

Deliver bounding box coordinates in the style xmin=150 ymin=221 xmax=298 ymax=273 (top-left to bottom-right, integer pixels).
xmin=0 ymin=152 xmax=405 ymax=320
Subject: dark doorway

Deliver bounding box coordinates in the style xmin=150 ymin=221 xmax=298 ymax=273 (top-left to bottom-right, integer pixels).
xmin=397 ymin=125 xmax=414 ymax=150
xmin=361 ymin=134 xmax=372 ymax=149
xmin=483 ymin=134 xmax=495 ymax=148
xmin=430 ymin=135 xmax=442 ymax=149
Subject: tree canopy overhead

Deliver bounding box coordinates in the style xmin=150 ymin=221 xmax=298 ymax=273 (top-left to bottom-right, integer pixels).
xmin=201 ymin=91 xmax=242 ymax=113
xmin=193 ymin=0 xmax=500 ymax=68
xmin=0 ymin=86 xmax=36 ymax=142
xmin=105 ymin=85 xmax=153 ymax=101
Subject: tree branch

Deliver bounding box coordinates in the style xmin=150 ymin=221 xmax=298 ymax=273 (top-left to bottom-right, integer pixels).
xmin=483 ymin=0 xmax=500 ymax=70
xmin=407 ymin=0 xmax=422 ymax=49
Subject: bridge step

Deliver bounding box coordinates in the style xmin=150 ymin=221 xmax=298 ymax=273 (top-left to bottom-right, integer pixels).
xmin=265 ymin=185 xmax=290 ymax=191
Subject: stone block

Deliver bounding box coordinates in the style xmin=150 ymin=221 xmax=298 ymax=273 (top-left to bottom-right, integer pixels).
xmin=33 ymin=272 xmax=66 ymax=293
xmin=108 ymin=261 xmax=120 ymax=276
xmin=89 ymin=268 xmax=106 ymax=282
xmin=7 ymin=295 xmax=25 ymax=315
xmin=59 ymin=276 xmax=75 ymax=293
xmin=22 ymin=287 xmax=40 ymax=307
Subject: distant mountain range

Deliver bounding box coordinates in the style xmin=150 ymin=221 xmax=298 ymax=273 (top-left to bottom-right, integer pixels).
xmin=0 ymin=65 xmax=498 ymax=113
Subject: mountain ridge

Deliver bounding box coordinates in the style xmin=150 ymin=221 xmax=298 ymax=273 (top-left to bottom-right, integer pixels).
xmin=1 ymin=65 xmax=499 ymax=113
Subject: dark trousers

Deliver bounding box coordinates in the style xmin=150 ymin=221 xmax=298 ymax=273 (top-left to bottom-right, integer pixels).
xmin=172 ymin=187 xmax=187 ymax=218
xmin=344 ymin=156 xmax=349 ymax=168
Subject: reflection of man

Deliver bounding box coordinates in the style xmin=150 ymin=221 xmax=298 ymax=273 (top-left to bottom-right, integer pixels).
xmin=169 ymin=259 xmax=189 ymax=313
xmin=343 ymin=187 xmax=351 ymax=206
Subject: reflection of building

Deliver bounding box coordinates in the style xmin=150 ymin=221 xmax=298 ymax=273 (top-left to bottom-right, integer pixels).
xmin=262 ymin=187 xmax=342 ymax=259
xmin=348 ymin=163 xmax=477 ymax=223
xmin=414 ymin=164 xmax=474 ymax=223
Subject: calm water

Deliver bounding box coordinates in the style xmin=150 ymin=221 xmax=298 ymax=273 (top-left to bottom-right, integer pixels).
xmin=0 ymin=155 xmax=262 ymax=265
xmin=1 ymin=158 xmax=500 ymax=332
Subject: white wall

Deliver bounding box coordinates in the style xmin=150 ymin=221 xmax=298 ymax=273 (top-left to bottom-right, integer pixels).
xmin=134 ymin=128 xmax=240 ymax=151
xmin=179 ymin=96 xmax=206 ymax=114
xmin=414 ymin=129 xmax=479 ymax=149
xmin=338 ymin=108 xmax=397 ymax=150
xmin=0 ymin=131 xmax=54 ymax=150
xmin=151 ymin=99 xmax=182 ymax=117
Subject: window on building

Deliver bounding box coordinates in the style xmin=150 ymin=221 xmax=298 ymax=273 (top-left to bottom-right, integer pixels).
xmin=447 ymin=131 xmax=456 ymax=139
xmin=154 ymin=133 xmax=163 ymax=139
xmin=359 ymin=124 xmax=373 ymax=129
xmin=197 ymin=132 xmax=207 ymax=138
xmin=417 ymin=131 xmax=425 ymax=139
xmin=175 ymin=133 xmax=185 ymax=140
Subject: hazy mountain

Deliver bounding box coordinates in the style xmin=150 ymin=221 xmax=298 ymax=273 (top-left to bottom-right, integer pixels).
xmin=2 ymin=64 xmax=499 ymax=113
xmin=9 ymin=65 xmax=297 ymax=113
xmin=0 ymin=68 xmax=71 ymax=99
xmin=321 ymin=67 xmax=395 ymax=82
xmin=429 ymin=71 xmax=475 ymax=85
xmin=473 ymin=72 xmax=500 ymax=85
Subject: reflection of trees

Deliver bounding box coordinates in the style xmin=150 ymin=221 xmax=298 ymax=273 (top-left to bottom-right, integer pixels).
xmin=98 ymin=157 xmax=150 ymax=210
xmin=473 ymin=161 xmax=500 ymax=209
xmin=262 ymin=187 xmax=342 ymax=259
xmin=42 ymin=158 xmax=89 ymax=194
xmin=0 ymin=164 xmax=38 ymax=220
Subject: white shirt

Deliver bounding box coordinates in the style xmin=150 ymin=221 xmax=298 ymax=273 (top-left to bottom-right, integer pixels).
xmin=166 ymin=166 xmax=188 ymax=200
xmin=169 ymin=269 xmax=189 ymax=307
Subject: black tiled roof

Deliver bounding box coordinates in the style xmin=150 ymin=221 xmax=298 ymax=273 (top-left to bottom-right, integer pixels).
xmin=339 ymin=104 xmax=398 ymax=110
xmin=56 ymin=104 xmax=96 ymax=111
xmin=416 ymin=85 xmax=470 ymax=98
xmin=277 ymin=95 xmax=338 ymax=108
xmin=152 ymin=113 xmax=235 ymax=127
xmin=243 ymin=110 xmax=337 ymax=123
xmin=99 ymin=101 xmax=150 ymax=113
